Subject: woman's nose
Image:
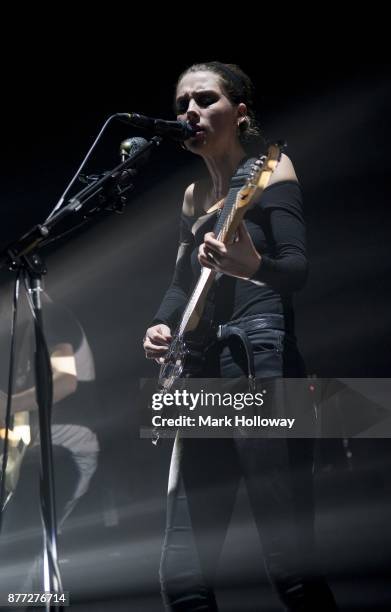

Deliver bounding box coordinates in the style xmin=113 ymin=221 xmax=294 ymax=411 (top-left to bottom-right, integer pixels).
xmin=186 ymin=98 xmax=200 ymax=120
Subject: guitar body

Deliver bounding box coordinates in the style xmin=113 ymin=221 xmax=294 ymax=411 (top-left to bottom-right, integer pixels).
xmin=158 ymin=324 xmax=213 ymax=392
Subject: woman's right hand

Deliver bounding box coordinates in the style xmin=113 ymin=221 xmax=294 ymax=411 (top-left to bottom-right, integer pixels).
xmin=143 ymin=324 xmax=172 ymax=364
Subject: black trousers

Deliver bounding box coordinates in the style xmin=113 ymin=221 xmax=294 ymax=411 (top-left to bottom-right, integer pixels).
xmin=160 ymin=315 xmax=338 ymax=611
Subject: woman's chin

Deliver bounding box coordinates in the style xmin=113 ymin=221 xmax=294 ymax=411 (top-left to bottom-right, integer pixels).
xmin=186 ymin=137 xmax=211 ymax=156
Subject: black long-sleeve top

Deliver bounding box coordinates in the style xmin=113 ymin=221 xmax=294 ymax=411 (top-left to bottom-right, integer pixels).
xmin=152 ymin=180 xmax=307 ymax=333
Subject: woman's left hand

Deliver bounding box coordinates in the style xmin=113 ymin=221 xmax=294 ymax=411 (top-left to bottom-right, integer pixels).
xmin=198 ymin=222 xmax=261 ymax=280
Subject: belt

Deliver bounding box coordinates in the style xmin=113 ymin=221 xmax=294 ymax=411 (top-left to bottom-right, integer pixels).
xmin=214 ymin=314 xmax=285 ymax=391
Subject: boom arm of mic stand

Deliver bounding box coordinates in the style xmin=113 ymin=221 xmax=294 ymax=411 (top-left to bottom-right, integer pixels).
xmin=62 ymin=135 xmax=161 ymax=215
xmin=0 ymin=136 xmax=162 ymax=271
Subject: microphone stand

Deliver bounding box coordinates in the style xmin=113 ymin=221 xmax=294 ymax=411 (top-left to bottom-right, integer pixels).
xmin=0 ymin=135 xmax=162 ymax=609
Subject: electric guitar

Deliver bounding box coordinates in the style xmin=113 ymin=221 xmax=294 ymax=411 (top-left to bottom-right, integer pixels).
xmin=158 ymin=143 xmax=283 ymax=395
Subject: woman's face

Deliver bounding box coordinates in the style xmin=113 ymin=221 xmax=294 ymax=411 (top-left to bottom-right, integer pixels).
xmin=175 ymin=71 xmax=246 ymax=156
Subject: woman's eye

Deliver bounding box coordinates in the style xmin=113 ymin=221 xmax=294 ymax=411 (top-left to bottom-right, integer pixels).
xmin=176 ymin=100 xmax=188 ymax=113
xmin=176 ymin=93 xmax=218 ymax=113
xmin=197 ymin=95 xmax=217 ymax=107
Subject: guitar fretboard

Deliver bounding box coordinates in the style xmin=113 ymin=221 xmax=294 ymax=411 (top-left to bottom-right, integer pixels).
xmin=178 ymin=179 xmax=246 ymax=336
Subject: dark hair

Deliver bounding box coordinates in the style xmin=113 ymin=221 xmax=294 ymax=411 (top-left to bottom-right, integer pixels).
xmin=176 ymin=61 xmax=264 ymax=152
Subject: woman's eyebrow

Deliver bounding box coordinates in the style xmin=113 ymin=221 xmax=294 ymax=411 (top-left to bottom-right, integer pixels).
xmin=176 ymin=89 xmax=218 ymax=103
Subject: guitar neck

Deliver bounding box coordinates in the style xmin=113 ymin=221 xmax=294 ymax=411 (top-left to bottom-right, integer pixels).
xmin=177 ymin=145 xmax=282 ymax=337
xmin=178 ymin=189 xmax=246 ymax=336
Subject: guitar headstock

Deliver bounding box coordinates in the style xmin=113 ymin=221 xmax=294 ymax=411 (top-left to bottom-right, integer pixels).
xmin=236 ymin=141 xmax=286 ymax=209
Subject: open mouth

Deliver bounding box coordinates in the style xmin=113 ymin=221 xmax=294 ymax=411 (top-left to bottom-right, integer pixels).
xmin=190 ymin=126 xmax=206 ymax=139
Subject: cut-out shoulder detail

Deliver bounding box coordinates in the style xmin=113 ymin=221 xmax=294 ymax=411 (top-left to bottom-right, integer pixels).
xmin=268 ymin=153 xmax=298 ymax=186
xmin=182 ymin=183 xmax=196 ymax=217
xmin=182 ymin=155 xmax=297 ymax=218
xmin=182 ymin=179 xmax=216 ymax=218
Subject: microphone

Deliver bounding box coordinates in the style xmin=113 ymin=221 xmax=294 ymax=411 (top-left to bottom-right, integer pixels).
xmin=116 ymin=113 xmax=197 ymax=141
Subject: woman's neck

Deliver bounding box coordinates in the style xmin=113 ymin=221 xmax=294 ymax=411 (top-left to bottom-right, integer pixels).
xmin=203 ymin=143 xmax=247 ymax=200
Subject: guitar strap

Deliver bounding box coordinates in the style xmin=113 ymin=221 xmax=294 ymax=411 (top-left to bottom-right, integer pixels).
xmin=200 ymin=156 xmax=257 ymax=336
xmin=210 ymin=156 xmax=257 ymax=237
